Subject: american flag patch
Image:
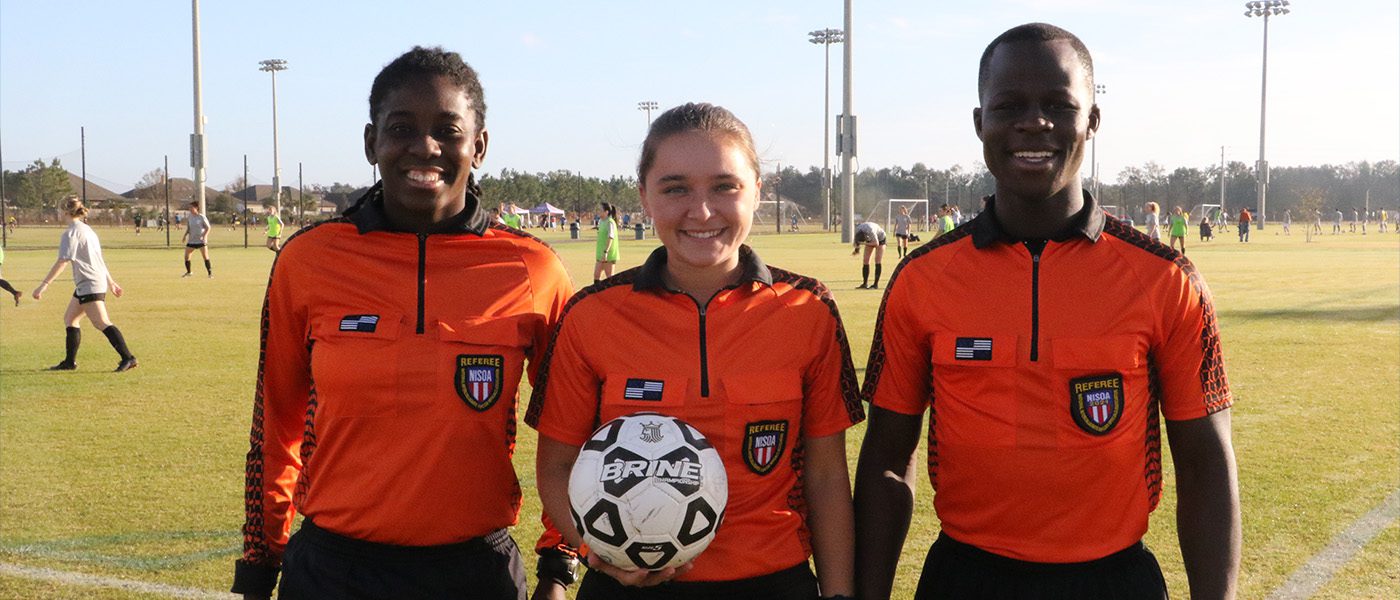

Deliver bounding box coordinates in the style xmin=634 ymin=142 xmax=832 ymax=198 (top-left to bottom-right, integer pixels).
xmin=623 ymin=378 xmax=664 ymax=400
xmin=339 ymin=314 xmax=380 ymax=332
xmin=954 ymin=337 xmax=993 ymax=360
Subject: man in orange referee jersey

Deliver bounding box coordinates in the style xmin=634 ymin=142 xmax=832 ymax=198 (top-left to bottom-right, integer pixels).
xmin=854 ymin=23 xmax=1240 ymax=600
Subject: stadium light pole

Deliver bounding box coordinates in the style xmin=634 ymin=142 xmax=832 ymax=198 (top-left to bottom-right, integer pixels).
xmin=1244 ymin=0 xmax=1290 ymax=229
xmin=838 ymin=0 xmax=856 ymax=244
xmin=638 ymin=101 xmax=658 ymax=128
xmin=1091 ymin=84 xmax=1106 ymax=201
xmin=190 ymin=0 xmax=207 ymax=214
xmin=260 ymin=58 xmax=289 ymax=214
xmin=809 ymin=27 xmax=844 ymax=232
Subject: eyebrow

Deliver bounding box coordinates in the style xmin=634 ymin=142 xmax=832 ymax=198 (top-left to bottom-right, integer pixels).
xmin=383 ymin=110 xmax=466 ymax=121
xmin=655 ymin=173 xmax=742 ymax=183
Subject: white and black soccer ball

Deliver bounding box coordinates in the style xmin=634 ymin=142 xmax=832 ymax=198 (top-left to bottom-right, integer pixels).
xmin=568 ymin=413 xmax=727 ymax=571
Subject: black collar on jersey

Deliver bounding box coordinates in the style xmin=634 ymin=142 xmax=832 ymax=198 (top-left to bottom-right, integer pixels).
xmin=344 ymin=179 xmax=491 ymax=235
xmin=633 ymin=244 xmax=774 ymax=292
xmin=970 ymin=190 xmax=1105 ymax=249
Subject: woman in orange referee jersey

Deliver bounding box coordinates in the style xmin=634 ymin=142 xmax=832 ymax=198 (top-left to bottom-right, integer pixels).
xmin=528 ymin=103 xmax=862 ymax=600
xmin=232 ymin=47 xmax=572 ymax=600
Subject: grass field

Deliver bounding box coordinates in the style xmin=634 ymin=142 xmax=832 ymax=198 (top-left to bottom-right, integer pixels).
xmin=1 ymin=222 xmax=1396 ymax=599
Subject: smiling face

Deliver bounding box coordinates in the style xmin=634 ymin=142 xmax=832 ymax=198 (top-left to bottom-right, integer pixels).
xmin=640 ymin=130 xmax=760 ymax=283
xmin=364 ymin=74 xmax=488 ymax=229
xmin=974 ymin=39 xmax=1098 ymax=205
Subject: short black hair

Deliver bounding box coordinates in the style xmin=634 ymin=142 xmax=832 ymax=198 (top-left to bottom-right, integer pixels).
xmin=977 ymin=23 xmax=1094 ymax=102
xmin=368 ymin=46 xmax=486 ymax=127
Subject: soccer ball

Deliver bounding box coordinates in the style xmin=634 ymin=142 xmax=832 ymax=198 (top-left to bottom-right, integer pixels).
xmin=568 ymin=413 xmax=728 ymax=571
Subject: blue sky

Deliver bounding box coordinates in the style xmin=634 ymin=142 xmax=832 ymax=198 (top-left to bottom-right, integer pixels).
xmin=2 ymin=1 xmax=1396 ymax=193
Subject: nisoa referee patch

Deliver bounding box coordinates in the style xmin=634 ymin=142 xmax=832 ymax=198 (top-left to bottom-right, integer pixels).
xmin=742 ymin=420 xmax=788 ymax=475
xmin=1070 ymin=373 xmax=1124 ymax=435
xmin=455 ymin=354 xmax=504 ymax=411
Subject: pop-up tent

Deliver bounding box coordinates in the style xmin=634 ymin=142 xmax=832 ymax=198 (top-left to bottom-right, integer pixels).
xmin=528 ymin=202 xmax=566 ymax=215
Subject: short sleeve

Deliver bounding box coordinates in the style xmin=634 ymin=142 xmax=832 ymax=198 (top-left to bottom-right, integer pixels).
xmin=57 ymin=230 xmax=75 ymax=260
xmin=526 ymin=309 xmax=602 ymax=447
xmin=1154 ymin=263 xmax=1232 ymax=421
xmin=801 ymin=288 xmax=864 ymax=438
xmin=862 ymin=268 xmax=933 ymax=415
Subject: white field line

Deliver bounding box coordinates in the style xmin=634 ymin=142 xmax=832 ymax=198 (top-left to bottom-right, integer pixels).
xmin=0 ymin=562 xmax=236 ymax=599
xmin=1266 ymin=486 xmax=1400 ymax=600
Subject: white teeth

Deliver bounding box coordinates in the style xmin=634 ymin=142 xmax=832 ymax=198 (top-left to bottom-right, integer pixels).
xmin=406 ymin=170 xmax=440 ymax=183
xmin=685 ymin=229 xmax=722 ymax=239
xmin=1015 ymin=151 xmax=1054 ymax=159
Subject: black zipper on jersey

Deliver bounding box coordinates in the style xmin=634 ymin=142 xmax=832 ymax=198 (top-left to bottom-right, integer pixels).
xmin=697 ymin=304 xmax=710 ymax=397
xmin=674 ymin=288 xmax=734 ymax=399
xmin=1024 ymin=240 xmax=1046 ymax=362
xmin=416 ymin=233 xmax=428 ymax=334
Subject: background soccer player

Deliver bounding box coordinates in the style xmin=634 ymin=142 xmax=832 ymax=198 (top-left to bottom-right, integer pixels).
xmin=31 ymin=197 xmax=137 ymax=372
xmin=851 ymin=220 xmax=887 ymax=289
xmin=530 ymin=103 xmax=861 ymax=600
xmin=854 ymin=23 xmax=1240 ymax=600
xmin=263 ymin=205 xmax=283 ymax=252
xmin=181 ymin=201 xmax=213 ymax=277
xmin=232 ymin=46 xmax=572 ymax=600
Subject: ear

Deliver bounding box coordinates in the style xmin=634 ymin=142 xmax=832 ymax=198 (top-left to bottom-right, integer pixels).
xmin=472 ymin=128 xmax=490 ymax=168
xmin=363 ymin=123 xmax=377 ymax=165
xmin=973 ymin=107 xmax=984 ymax=141
xmin=1086 ymin=104 xmax=1101 ymax=140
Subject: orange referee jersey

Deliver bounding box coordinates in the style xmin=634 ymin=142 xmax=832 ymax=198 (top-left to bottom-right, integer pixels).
xmin=864 ymin=193 xmax=1231 ymax=563
xmin=234 ymin=188 xmax=572 ymax=594
xmin=526 ymin=246 xmax=864 ymax=582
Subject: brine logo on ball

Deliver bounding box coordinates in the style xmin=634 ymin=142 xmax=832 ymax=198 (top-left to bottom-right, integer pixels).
xmin=599 ymin=447 xmax=704 ymax=497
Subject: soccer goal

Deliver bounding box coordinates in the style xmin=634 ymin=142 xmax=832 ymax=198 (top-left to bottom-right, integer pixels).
xmin=887 ymin=198 xmax=930 ymax=233
xmin=1189 ymin=203 xmax=1225 ymax=224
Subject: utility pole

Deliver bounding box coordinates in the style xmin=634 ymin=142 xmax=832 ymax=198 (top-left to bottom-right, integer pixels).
xmin=1219 ymin=146 xmax=1227 ymax=216
xmin=164 ymin=156 xmax=171 ymax=247
xmin=80 ymin=127 xmax=87 ymax=206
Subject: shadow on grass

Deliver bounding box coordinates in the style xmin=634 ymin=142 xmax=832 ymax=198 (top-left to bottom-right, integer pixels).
xmin=1220 ymin=305 xmax=1400 ymax=323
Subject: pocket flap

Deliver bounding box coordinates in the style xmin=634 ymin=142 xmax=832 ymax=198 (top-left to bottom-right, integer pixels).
xmin=930 ymin=333 xmax=1016 ymax=367
xmin=438 ymin=316 xmax=529 ymax=347
xmin=1051 ymin=335 xmax=1142 ymax=370
xmin=722 ymin=369 xmax=803 ymax=404
xmin=313 ymin=311 xmax=403 ymax=341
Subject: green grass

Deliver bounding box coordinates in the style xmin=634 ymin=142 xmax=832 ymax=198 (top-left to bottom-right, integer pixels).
xmin=1 ymin=223 xmax=1396 ymax=599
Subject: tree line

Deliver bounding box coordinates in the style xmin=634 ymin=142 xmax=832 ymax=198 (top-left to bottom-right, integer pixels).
xmin=4 ymin=158 xmax=1396 ymax=225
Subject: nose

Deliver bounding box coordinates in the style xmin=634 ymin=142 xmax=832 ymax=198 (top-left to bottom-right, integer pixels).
xmin=409 ymin=133 xmax=441 ymax=158
xmin=1015 ymin=108 xmax=1053 ymax=132
xmin=687 ymin=195 xmax=715 ymax=221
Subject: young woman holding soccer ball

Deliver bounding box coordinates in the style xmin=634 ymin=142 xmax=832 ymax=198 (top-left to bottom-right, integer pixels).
xmin=528 ymin=103 xmax=860 ymax=600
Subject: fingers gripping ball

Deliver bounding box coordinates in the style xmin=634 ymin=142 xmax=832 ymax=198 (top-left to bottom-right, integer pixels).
xmin=568 ymin=413 xmax=728 ymax=571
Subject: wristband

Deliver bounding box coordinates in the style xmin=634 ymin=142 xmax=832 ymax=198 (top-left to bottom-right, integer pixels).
xmin=536 ymin=549 xmax=579 ymax=587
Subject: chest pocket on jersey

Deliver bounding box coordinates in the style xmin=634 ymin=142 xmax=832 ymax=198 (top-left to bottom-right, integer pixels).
xmin=723 ymin=370 xmax=803 ymax=476
xmin=438 ymin=316 xmax=532 ymax=413
xmin=309 ymin=312 xmax=405 ymax=418
xmin=1050 ymin=335 xmax=1145 ymax=438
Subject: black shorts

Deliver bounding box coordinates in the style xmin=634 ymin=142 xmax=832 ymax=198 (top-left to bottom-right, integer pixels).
xmin=577 ymin=561 xmax=816 ymax=600
xmin=855 ymin=231 xmax=887 ymax=246
xmin=74 ymin=292 xmax=107 ymax=304
xmin=276 ymin=518 xmax=527 ymax=600
xmin=186 ymin=242 xmax=206 ymax=249
xmin=895 ymin=233 xmax=911 ymax=240
xmin=914 ymin=533 xmax=1168 ymax=600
